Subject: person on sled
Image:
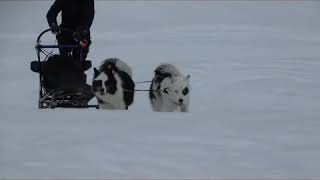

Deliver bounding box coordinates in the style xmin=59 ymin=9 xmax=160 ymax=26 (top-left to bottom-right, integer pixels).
xmin=47 ymin=0 xmax=95 ymax=61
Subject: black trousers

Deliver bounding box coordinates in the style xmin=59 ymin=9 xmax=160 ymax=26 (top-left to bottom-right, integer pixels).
xmin=56 ymin=31 xmax=90 ymax=62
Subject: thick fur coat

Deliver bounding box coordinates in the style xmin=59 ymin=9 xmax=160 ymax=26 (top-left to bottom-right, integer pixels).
xmin=92 ymin=58 xmax=135 ymax=110
xmin=149 ymin=64 xmax=190 ymax=112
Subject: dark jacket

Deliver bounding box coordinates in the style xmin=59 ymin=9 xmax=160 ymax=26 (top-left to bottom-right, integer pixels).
xmin=47 ymin=0 xmax=95 ymax=31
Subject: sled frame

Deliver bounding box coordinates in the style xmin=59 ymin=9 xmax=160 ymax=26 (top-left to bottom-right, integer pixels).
xmin=35 ymin=28 xmax=98 ymax=109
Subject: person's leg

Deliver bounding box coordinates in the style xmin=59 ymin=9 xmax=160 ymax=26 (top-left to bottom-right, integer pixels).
xmin=56 ymin=31 xmax=73 ymax=56
xmin=72 ymin=46 xmax=80 ymax=61
xmin=72 ymin=30 xmax=91 ymax=61
xmin=79 ymin=46 xmax=89 ymax=61
xmin=72 ymin=41 xmax=90 ymax=62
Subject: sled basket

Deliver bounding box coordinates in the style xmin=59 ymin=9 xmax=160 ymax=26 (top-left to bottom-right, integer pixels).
xmin=30 ymin=28 xmax=98 ymax=109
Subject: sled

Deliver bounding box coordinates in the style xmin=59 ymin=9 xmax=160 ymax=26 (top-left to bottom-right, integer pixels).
xmin=30 ymin=28 xmax=98 ymax=109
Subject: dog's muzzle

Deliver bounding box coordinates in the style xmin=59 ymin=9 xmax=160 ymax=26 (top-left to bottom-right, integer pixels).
xmin=178 ymin=99 xmax=184 ymax=106
xmin=172 ymin=99 xmax=184 ymax=106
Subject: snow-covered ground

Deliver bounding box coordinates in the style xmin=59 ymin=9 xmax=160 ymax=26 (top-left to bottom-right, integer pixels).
xmin=1 ymin=1 xmax=320 ymax=178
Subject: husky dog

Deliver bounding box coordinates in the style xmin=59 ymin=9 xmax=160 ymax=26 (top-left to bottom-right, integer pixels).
xmin=92 ymin=58 xmax=135 ymax=110
xmin=149 ymin=64 xmax=190 ymax=112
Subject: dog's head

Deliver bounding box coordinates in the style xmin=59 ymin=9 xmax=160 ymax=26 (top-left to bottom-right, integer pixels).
xmin=160 ymin=74 xmax=191 ymax=106
xmin=92 ymin=67 xmax=117 ymax=96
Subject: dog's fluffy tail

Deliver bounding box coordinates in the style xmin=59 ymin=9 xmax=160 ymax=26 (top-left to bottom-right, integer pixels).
xmin=101 ymin=58 xmax=133 ymax=77
xmin=154 ymin=64 xmax=181 ymax=77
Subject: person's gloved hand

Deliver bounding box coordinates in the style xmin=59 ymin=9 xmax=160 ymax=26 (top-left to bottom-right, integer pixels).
xmin=73 ymin=28 xmax=91 ymax=48
xmin=50 ymin=23 xmax=59 ymax=34
xmin=73 ymin=31 xmax=81 ymax=42
xmin=79 ymin=39 xmax=89 ymax=48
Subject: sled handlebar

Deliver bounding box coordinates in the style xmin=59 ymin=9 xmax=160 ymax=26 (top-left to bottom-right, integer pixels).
xmin=36 ymin=44 xmax=79 ymax=49
xmin=36 ymin=28 xmax=80 ymax=50
xmin=37 ymin=28 xmax=74 ymax=43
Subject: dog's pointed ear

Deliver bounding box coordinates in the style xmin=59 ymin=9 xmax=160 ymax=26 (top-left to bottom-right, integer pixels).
xmin=186 ymin=74 xmax=191 ymax=81
xmin=94 ymin=67 xmax=100 ymax=78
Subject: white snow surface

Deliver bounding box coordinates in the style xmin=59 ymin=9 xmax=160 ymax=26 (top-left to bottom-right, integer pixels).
xmin=1 ymin=1 xmax=320 ymax=179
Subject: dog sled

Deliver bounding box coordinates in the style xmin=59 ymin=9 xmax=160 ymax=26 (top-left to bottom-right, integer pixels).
xmin=30 ymin=28 xmax=98 ymax=109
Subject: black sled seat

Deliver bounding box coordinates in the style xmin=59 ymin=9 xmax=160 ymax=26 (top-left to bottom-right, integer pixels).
xmin=31 ymin=55 xmax=95 ymax=108
xmin=31 ymin=56 xmax=92 ymax=74
xmin=38 ymin=54 xmax=88 ymax=90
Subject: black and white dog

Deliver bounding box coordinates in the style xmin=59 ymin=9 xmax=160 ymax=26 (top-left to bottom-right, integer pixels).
xmin=92 ymin=58 xmax=135 ymax=110
xmin=149 ymin=64 xmax=190 ymax=112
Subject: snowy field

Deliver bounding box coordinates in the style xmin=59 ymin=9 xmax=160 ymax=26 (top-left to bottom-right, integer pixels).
xmin=1 ymin=1 xmax=320 ymax=178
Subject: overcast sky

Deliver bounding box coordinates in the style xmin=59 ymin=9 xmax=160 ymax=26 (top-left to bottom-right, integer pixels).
xmin=0 ymin=1 xmax=319 ymax=34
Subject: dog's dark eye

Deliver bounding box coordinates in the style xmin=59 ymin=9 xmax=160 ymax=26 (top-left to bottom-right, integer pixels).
xmin=182 ymin=87 xmax=189 ymax=95
xmin=163 ymin=88 xmax=169 ymax=94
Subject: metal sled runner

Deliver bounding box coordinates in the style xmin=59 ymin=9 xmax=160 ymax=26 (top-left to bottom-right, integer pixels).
xmin=30 ymin=28 xmax=98 ymax=109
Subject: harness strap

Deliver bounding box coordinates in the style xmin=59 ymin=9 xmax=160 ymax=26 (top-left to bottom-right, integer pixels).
xmin=123 ymin=89 xmax=159 ymax=92
xmin=134 ymin=80 xmax=152 ymax=84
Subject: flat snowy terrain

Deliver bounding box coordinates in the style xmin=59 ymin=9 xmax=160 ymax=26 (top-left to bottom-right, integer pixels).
xmin=1 ymin=1 xmax=320 ymax=178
